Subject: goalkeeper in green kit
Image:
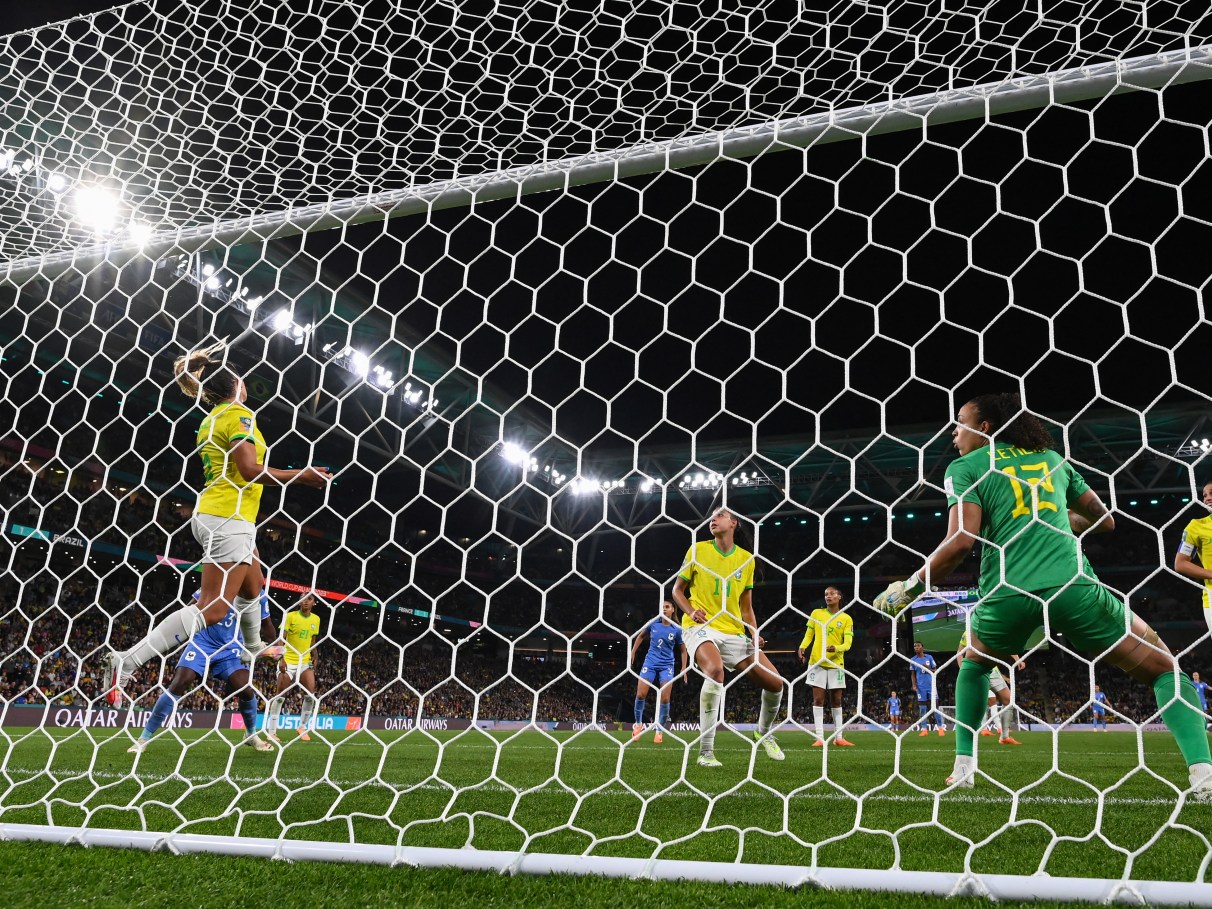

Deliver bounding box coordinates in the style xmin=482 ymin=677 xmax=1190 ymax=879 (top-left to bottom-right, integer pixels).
xmin=875 ymin=393 xmax=1212 ymax=798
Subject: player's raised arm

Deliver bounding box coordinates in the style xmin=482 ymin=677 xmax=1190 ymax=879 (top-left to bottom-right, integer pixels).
xmin=229 ymin=439 xmax=332 ymax=488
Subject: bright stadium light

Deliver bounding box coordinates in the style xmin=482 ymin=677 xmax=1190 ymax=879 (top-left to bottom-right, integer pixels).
xmin=73 ymin=185 xmax=120 ymax=232
xmin=45 ymin=172 xmax=68 ymax=193
xmin=500 ymin=442 xmax=528 ymax=465
xmin=127 ymin=220 xmax=153 ymax=246
xmin=271 ymin=309 xmax=293 ymax=333
xmin=350 ymin=351 xmax=370 ymax=378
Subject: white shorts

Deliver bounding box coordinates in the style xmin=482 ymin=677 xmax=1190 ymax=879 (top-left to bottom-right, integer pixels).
xmin=989 ymin=667 xmax=1008 ymax=695
xmin=806 ymin=664 xmax=846 ymax=690
xmin=191 ymin=514 xmax=256 ymax=565
xmin=282 ymin=661 xmax=313 ymax=682
xmin=684 ymin=623 xmax=753 ymax=672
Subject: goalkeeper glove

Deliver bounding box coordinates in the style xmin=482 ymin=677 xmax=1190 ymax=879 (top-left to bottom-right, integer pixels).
xmin=874 ymin=572 xmax=926 ymax=617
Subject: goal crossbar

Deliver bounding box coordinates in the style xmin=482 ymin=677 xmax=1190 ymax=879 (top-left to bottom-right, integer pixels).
xmin=4 ymin=44 xmax=1211 ymax=287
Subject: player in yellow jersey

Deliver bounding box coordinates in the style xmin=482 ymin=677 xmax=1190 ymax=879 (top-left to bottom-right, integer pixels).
xmin=103 ymin=340 xmax=332 ymax=705
xmin=798 ymin=586 xmax=856 ymax=747
xmin=265 ymin=591 xmax=323 ymax=744
xmin=1174 ymin=481 xmax=1212 ymax=639
xmin=672 ymin=506 xmax=785 ymax=768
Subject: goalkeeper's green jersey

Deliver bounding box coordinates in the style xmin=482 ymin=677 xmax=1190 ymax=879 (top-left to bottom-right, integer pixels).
xmin=943 ymin=445 xmax=1098 ymax=599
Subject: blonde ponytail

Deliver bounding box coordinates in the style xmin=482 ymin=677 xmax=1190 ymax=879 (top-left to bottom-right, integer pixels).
xmin=173 ymin=339 xmax=237 ymax=406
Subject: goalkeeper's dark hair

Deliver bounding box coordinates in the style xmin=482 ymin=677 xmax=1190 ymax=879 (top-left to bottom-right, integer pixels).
xmin=967 ymin=392 xmax=1054 ymax=451
xmin=173 ymin=340 xmax=239 ymax=406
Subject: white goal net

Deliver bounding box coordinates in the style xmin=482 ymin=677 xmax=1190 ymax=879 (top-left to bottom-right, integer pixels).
xmin=3 ymin=1 xmax=1212 ymax=903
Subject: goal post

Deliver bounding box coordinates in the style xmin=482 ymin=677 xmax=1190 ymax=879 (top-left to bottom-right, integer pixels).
xmin=2 ymin=2 xmax=1212 ymax=903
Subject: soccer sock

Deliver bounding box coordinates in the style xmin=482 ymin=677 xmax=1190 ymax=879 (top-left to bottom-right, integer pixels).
xmin=659 ymin=702 xmax=670 ymax=729
xmin=699 ymin=679 xmax=722 ymax=754
xmin=1153 ymin=672 xmax=1212 ymax=767
xmin=955 ymin=659 xmax=993 ymax=758
xmin=267 ymin=696 xmax=284 ymax=734
xmin=141 ymin=691 xmax=177 ymax=740
xmin=813 ymin=706 xmax=825 ymax=740
xmin=238 ymin=695 xmax=259 ymax=736
xmin=300 ymin=695 xmax=318 ymax=732
xmin=999 ymin=704 xmax=1012 ymax=738
xmin=633 ymin=697 xmax=645 ymax=725
xmin=123 ymin=603 xmax=206 ymax=669
xmin=233 ymin=596 xmax=264 ymax=653
xmin=831 ymin=706 xmax=844 ymax=736
xmin=757 ymin=686 xmax=782 ymax=736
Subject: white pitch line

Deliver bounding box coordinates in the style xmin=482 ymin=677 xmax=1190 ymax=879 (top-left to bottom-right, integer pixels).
xmin=0 ymin=766 xmax=1194 ymax=808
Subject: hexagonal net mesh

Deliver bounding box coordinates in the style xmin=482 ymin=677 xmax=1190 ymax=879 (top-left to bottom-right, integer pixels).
xmin=2 ymin=1 xmax=1212 ymax=902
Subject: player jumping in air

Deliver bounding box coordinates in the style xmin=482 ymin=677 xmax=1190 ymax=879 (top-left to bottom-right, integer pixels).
xmin=265 ymin=590 xmax=324 ymax=744
xmin=1173 ymin=481 xmax=1212 ymax=640
xmin=673 ymin=506 xmax=785 ymax=768
xmin=876 ymin=392 xmax=1212 ymax=797
xmin=127 ymin=591 xmax=274 ymax=753
xmin=104 ymin=341 xmax=331 ymax=705
xmin=629 ymin=600 xmax=688 ymax=744
xmin=910 ymin=641 xmax=945 ymax=736
xmin=798 ymin=586 xmax=856 ymax=747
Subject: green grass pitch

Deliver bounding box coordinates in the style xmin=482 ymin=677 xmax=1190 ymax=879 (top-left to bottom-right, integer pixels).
xmin=2 ymin=725 xmax=1209 ymax=906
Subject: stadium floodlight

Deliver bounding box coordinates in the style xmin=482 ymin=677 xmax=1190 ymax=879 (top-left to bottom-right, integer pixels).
xmin=270 ymin=309 xmax=293 ymax=333
xmin=45 ymin=171 xmax=68 ymax=193
xmin=127 ymin=221 xmax=153 ymax=246
xmin=500 ymin=441 xmax=529 ymax=466
xmin=73 ymin=185 xmax=120 ymax=232
xmin=349 ymin=351 xmax=370 ymax=378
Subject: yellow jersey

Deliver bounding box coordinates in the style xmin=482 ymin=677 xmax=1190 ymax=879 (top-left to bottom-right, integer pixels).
xmin=282 ymin=610 xmax=321 ymax=665
xmin=678 ymin=540 xmax=755 ymax=637
xmin=799 ymin=608 xmax=853 ymax=670
xmin=196 ymin=402 xmax=267 ymax=523
xmin=1179 ymin=515 xmax=1212 ymax=610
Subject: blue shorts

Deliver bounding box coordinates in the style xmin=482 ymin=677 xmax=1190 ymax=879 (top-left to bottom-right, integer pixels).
xmin=640 ymin=665 xmax=675 ymax=686
xmin=916 ymin=688 xmax=932 ymax=705
xmin=1092 ymin=708 xmax=1106 ymax=716
xmin=178 ymin=642 xmax=245 ymax=682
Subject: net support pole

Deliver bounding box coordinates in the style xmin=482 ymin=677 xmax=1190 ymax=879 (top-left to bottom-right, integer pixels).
xmin=4 ymin=44 xmax=1212 ymax=287
xmin=3 ymin=823 xmax=1209 ymax=906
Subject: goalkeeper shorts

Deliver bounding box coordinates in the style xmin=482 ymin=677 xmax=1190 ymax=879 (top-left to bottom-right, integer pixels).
xmin=971 ymin=582 xmax=1131 ymax=655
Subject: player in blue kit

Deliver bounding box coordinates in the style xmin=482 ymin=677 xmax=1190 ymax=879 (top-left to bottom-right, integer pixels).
xmin=887 ymin=691 xmax=902 ymax=732
xmin=629 ymin=601 xmax=689 ymax=743
xmin=1091 ymin=684 xmax=1111 ymax=731
xmin=127 ymin=591 xmax=276 ymax=754
xmin=1194 ymin=672 xmax=1210 ymax=729
xmin=910 ymin=641 xmax=945 ymax=736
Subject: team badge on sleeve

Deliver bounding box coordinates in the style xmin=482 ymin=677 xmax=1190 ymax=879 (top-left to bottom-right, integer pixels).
xmin=239 ymin=416 xmax=254 ymax=432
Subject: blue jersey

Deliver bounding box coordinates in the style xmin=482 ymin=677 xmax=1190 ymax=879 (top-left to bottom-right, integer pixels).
xmin=910 ymin=654 xmax=937 ymax=694
xmin=1093 ymin=691 xmax=1109 ymax=712
xmin=1193 ymin=680 xmax=1208 ymax=710
xmin=887 ymin=697 xmax=901 ymax=715
xmin=642 ymin=619 xmax=683 ymax=670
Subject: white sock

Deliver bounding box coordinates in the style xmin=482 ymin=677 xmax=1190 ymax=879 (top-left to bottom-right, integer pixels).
xmin=832 ymin=707 xmax=843 ymax=735
xmin=123 ymin=603 xmax=206 ymax=669
xmin=267 ymin=696 xmax=284 ymax=734
xmin=999 ymin=705 xmax=1012 ymax=738
xmin=300 ymin=695 xmax=318 ymax=731
xmin=758 ymin=687 xmax=782 ymax=736
xmin=233 ymin=596 xmax=263 ymax=653
xmin=699 ymin=680 xmax=723 ymax=754
xmin=1190 ymin=762 xmax=1212 ymax=787
xmin=813 ymin=706 xmax=825 ymax=740
xmin=951 ymin=753 xmax=976 ymax=776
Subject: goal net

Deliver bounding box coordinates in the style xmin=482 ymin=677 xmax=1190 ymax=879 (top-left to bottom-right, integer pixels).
xmin=2 ymin=1 xmax=1212 ymax=902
